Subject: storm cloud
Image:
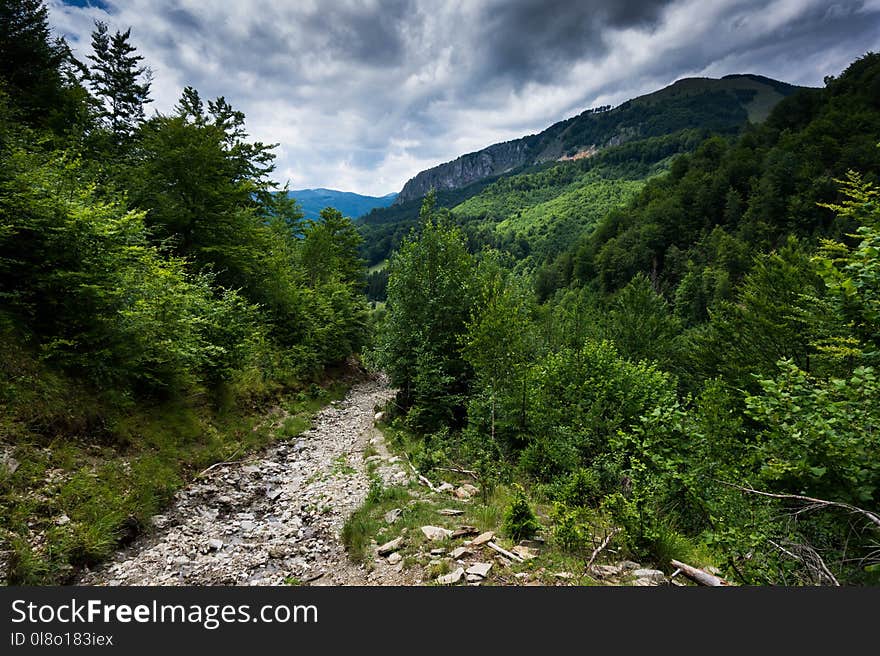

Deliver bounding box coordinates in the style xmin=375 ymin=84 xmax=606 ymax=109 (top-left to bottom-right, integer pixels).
xmin=48 ymin=0 xmax=880 ymax=196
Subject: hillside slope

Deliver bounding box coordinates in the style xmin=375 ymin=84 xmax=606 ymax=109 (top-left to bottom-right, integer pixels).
xmin=395 ymin=74 xmax=803 ymax=204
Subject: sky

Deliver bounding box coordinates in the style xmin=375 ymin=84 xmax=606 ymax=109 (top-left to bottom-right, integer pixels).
xmin=48 ymin=0 xmax=880 ymax=196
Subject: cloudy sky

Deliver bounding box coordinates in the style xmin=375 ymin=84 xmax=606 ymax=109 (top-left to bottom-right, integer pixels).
xmin=48 ymin=0 xmax=880 ymax=196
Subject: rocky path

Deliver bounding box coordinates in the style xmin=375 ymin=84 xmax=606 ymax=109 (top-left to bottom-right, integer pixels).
xmin=79 ymin=376 xmax=421 ymax=586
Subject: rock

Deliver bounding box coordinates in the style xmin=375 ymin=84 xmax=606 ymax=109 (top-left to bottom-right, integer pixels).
xmin=421 ymin=525 xmax=453 ymax=541
xmin=454 ymin=486 xmax=473 ymax=499
xmin=436 ymin=567 xmax=464 ymax=585
xmin=55 ymin=514 xmax=70 ymax=526
xmin=268 ymin=545 xmax=290 ymax=559
xmin=365 ymin=455 xmax=384 ymax=465
xmin=591 ymin=564 xmax=622 ymax=578
xmin=0 ymin=449 xmax=19 ymax=475
xmin=511 ymin=545 xmax=537 ymax=560
xmin=172 ymin=556 xmax=189 ymax=565
xmin=239 ymin=520 xmax=256 ymax=532
xmin=430 ymin=548 xmax=446 ymax=556
xmin=384 ymin=508 xmax=403 ymax=524
xmin=377 ymin=537 xmax=403 ymax=556
xmin=438 ymin=508 xmax=464 ymax=516
xmin=554 ymin=572 xmax=574 ymax=580
xmin=451 ymin=526 xmax=478 ymax=538
xmin=470 ymin=531 xmax=494 ymax=546
xmin=374 ymin=411 xmax=385 ymax=422
xmin=466 ymin=562 xmax=492 ymax=578
xmin=632 ymin=568 xmax=665 ymax=584
xmin=207 ymin=539 xmax=224 ymax=552
xmin=387 ymin=552 xmax=402 ymax=565
xmin=466 ymin=574 xmax=483 ymax=583
xmin=631 ymin=577 xmax=657 ymax=586
xmin=514 ymin=572 xmax=530 ymax=580
xmin=449 ymin=547 xmax=470 ymax=559
xmin=267 ymin=488 xmax=283 ymax=501
xmin=617 ymin=560 xmax=641 ymax=572
xmin=461 ymin=483 xmax=479 ymax=496
xmin=436 ymin=482 xmax=455 ymax=493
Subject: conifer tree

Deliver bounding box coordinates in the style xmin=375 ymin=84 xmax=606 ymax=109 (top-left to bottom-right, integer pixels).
xmin=87 ymin=20 xmax=152 ymax=140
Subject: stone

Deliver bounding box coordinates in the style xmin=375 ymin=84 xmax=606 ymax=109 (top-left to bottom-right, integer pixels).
xmin=377 ymin=537 xmax=403 ymax=556
xmin=466 ymin=574 xmax=482 ymax=583
xmin=365 ymin=455 xmax=383 ymax=465
xmin=384 ymin=508 xmax=403 ymax=524
xmin=617 ymin=560 xmax=641 ymax=572
xmin=421 ymin=525 xmax=453 ymax=541
xmin=55 ymin=514 xmax=70 ymax=526
xmin=553 ymin=572 xmax=574 ymax=580
xmin=436 ymin=482 xmax=455 ymax=493
xmin=374 ymin=412 xmax=385 ymax=422
xmin=632 ymin=569 xmax=665 ymax=584
xmin=267 ymin=488 xmax=283 ymax=501
xmin=631 ymin=577 xmax=657 ymax=586
xmin=239 ymin=520 xmax=256 ymax=531
xmin=470 ymin=531 xmax=494 ymax=546
xmin=207 ymin=539 xmax=224 ymax=552
xmin=511 ymin=545 xmax=537 ymax=560
xmin=387 ymin=552 xmax=402 ymax=565
xmin=438 ymin=508 xmax=464 ymax=516
xmin=454 ymin=486 xmax=473 ymax=499
xmin=436 ymin=567 xmax=464 ymax=585
xmin=591 ymin=564 xmax=622 ymax=578
xmin=430 ymin=548 xmax=446 ymax=556
xmin=466 ymin=562 xmax=492 ymax=578
xmin=451 ymin=526 xmax=478 ymax=538
xmin=449 ymin=547 xmax=470 ymax=559
xmin=460 ymin=483 xmax=479 ymax=496
xmin=268 ymin=544 xmax=290 ymax=559
xmin=0 ymin=449 xmax=19 ymax=475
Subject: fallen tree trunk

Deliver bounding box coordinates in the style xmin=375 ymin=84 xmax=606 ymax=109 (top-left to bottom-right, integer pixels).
xmin=670 ymin=560 xmax=731 ymax=587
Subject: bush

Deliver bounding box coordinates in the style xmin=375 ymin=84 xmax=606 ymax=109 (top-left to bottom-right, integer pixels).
xmin=502 ymin=484 xmax=540 ymax=541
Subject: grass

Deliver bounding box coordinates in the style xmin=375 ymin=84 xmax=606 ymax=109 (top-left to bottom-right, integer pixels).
xmin=1 ymin=378 xmax=351 ymax=584
xmin=340 ymin=421 xmax=650 ymax=586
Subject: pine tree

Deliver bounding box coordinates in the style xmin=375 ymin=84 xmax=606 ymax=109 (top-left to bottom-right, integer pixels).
xmin=87 ymin=20 xmax=152 ymax=140
xmin=0 ymin=0 xmax=77 ymax=127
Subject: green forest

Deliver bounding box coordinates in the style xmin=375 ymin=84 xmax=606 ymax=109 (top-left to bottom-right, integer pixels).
xmin=373 ymin=54 xmax=880 ymax=586
xmin=0 ymin=2 xmax=368 ymax=582
xmin=2 ymin=1 xmax=879 ymax=587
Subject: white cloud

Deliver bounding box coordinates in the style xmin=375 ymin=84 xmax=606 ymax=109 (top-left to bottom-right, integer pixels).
xmin=47 ymin=0 xmax=880 ymax=196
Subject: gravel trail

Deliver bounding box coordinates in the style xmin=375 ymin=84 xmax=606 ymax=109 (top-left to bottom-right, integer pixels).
xmin=79 ymin=376 xmax=420 ymax=586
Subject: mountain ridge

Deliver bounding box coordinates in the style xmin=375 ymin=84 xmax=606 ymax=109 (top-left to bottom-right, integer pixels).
xmin=394 ymin=73 xmax=806 ymax=204
xmin=288 ymin=188 xmax=397 ymax=220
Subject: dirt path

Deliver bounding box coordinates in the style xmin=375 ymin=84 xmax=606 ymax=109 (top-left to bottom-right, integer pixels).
xmin=79 ymin=376 xmax=422 ymax=586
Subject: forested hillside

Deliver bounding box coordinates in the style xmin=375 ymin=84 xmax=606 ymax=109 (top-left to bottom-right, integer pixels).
xmin=0 ymin=2 xmax=368 ymax=582
xmin=359 ymin=76 xmax=802 ymax=280
xmin=373 ymin=53 xmax=880 ymax=585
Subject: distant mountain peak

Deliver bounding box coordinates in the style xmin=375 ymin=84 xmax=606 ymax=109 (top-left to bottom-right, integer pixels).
xmin=395 ymin=73 xmax=807 ymax=204
xmin=288 ymin=188 xmax=397 ymax=221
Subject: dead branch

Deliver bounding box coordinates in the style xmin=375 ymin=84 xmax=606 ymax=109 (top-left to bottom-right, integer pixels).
xmin=435 ymin=466 xmax=479 ymax=481
xmin=719 ymin=481 xmax=880 ymax=530
xmin=670 ymin=559 xmax=731 ymax=586
xmin=402 ymin=452 xmax=438 ymax=492
xmin=586 ymin=528 xmax=621 ymax=571
xmin=487 ymin=541 xmax=525 ymax=563
xmin=768 ymin=539 xmax=840 ymax=586
xmin=196 ymin=459 xmax=246 ymax=478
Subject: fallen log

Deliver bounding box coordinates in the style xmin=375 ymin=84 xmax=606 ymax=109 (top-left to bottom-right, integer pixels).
xmin=670 ymin=559 xmax=731 ymax=587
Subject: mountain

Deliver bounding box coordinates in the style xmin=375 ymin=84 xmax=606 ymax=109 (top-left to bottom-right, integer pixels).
xmin=394 ymin=74 xmax=803 ymax=204
xmin=288 ymin=188 xmax=397 ymax=220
